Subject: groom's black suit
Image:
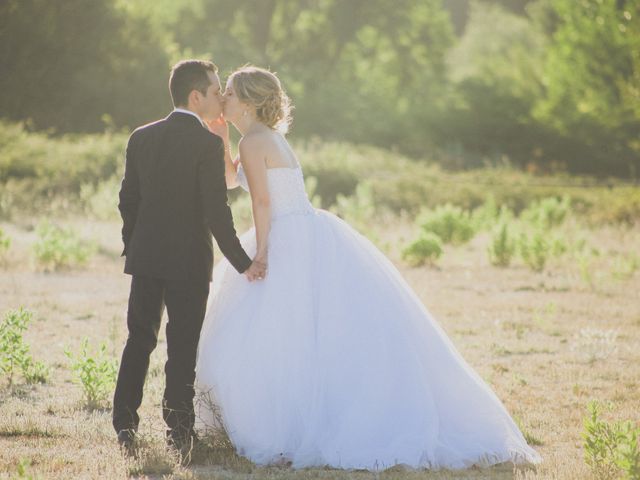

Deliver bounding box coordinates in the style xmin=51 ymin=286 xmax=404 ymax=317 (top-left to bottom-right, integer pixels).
xmin=113 ymin=111 xmax=251 ymax=440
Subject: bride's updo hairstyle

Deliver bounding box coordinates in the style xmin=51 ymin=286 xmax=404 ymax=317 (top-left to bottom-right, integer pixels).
xmin=230 ymin=66 xmax=293 ymax=134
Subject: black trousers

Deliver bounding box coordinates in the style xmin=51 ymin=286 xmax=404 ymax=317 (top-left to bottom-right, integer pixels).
xmin=112 ymin=275 xmax=210 ymax=439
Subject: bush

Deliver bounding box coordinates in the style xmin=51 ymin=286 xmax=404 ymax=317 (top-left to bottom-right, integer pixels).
xmin=401 ymin=232 xmax=444 ymax=267
xmin=520 ymin=195 xmax=571 ymax=230
xmin=0 ymin=121 xmax=125 ymax=191
xmin=583 ymin=400 xmax=640 ymax=480
xmin=0 ymin=308 xmax=49 ymax=385
xmin=65 ymin=338 xmax=118 ymax=409
xmin=471 ymin=195 xmax=500 ymax=231
xmin=584 ymin=188 xmax=640 ymax=226
xmin=488 ymin=221 xmax=517 ymax=267
xmin=418 ymin=204 xmax=476 ymax=245
xmin=1 ymin=122 xmax=639 ymax=225
xmin=518 ymin=228 xmax=550 ymax=272
xmin=32 ymin=220 xmax=95 ymax=271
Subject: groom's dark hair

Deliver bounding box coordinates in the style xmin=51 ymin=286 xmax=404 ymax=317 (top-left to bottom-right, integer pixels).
xmin=169 ymin=60 xmax=218 ymax=107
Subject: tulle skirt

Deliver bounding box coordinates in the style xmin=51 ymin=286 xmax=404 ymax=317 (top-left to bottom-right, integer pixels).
xmin=195 ymin=209 xmax=542 ymax=470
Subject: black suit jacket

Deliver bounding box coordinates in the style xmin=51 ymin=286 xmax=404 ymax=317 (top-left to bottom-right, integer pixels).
xmin=118 ymin=111 xmax=252 ymax=282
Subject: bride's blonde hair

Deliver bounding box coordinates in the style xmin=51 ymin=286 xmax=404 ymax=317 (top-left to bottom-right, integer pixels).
xmin=230 ymin=65 xmax=293 ymax=134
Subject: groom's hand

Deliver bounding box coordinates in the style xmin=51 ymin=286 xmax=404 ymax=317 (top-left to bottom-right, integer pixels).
xmin=244 ymin=260 xmax=267 ymax=282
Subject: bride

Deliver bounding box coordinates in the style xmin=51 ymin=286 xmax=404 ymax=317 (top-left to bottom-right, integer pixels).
xmin=194 ymin=65 xmax=542 ymax=470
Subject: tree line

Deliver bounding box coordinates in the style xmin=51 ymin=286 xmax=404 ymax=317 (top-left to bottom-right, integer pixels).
xmin=1 ymin=0 xmax=638 ymax=177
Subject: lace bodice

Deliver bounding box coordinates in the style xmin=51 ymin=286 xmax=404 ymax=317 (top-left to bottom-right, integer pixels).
xmin=237 ymin=165 xmax=314 ymax=219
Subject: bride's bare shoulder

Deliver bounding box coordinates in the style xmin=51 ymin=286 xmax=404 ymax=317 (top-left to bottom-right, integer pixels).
xmin=239 ymin=130 xmax=277 ymax=149
xmin=238 ymin=131 xmax=275 ymax=166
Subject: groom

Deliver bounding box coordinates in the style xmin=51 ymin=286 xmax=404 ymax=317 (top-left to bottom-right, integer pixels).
xmin=113 ymin=59 xmax=265 ymax=455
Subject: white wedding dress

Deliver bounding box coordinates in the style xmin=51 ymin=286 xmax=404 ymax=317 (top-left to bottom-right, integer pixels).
xmin=194 ymin=164 xmax=542 ymax=470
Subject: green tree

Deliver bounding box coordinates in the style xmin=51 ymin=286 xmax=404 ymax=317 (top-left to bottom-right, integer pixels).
xmin=533 ymin=0 xmax=640 ymax=176
xmin=167 ymin=0 xmax=454 ymax=153
xmin=442 ymin=2 xmax=548 ymax=169
xmin=0 ymin=0 xmax=170 ymax=132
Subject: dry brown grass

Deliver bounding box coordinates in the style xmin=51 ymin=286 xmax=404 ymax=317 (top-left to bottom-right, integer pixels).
xmin=0 ymin=216 xmax=638 ymax=480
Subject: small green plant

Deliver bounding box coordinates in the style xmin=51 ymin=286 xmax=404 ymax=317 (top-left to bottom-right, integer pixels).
xmin=0 ymin=309 xmax=30 ymax=385
xmin=0 ymin=308 xmax=49 ymax=385
xmin=32 ymin=220 xmax=95 ymax=271
xmin=14 ymin=458 xmax=37 ymax=479
xmin=0 ymin=227 xmax=10 ymax=261
xmin=521 ymin=195 xmax=571 ymax=230
xmin=21 ymin=357 xmax=50 ymax=384
xmin=487 ymin=221 xmax=516 ymax=267
xmin=65 ymin=338 xmax=118 ymax=409
xmin=401 ymin=232 xmax=443 ymax=266
xmin=549 ymin=233 xmax=568 ymax=257
xmin=583 ymin=400 xmax=640 ymax=480
xmin=418 ymin=203 xmax=475 ymax=245
xmin=518 ymin=228 xmax=549 ymax=271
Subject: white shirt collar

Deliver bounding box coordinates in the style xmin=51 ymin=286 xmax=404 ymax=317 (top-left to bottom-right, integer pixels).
xmin=173 ymin=108 xmax=206 ymax=127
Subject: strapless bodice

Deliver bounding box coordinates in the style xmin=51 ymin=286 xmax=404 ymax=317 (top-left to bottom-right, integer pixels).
xmin=237 ymin=165 xmax=314 ymax=219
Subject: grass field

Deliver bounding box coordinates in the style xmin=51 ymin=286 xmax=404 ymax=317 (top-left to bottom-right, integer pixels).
xmin=0 ymin=208 xmax=638 ymax=479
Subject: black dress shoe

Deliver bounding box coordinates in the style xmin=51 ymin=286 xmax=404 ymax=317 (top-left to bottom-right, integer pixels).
xmin=117 ymin=429 xmax=136 ymax=457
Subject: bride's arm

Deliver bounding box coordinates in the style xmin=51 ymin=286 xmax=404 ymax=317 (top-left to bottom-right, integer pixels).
xmin=206 ymin=117 xmax=240 ymax=189
xmin=239 ymin=135 xmax=270 ymax=265
xmin=222 ymin=141 xmax=241 ymax=189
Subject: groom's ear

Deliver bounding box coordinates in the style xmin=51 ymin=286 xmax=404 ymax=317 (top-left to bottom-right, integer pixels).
xmin=187 ymin=89 xmax=201 ymax=109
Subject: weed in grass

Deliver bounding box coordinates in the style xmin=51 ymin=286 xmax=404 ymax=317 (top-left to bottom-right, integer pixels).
xmin=488 ymin=220 xmax=516 ymax=267
xmin=32 ymin=220 xmax=96 ymax=271
xmin=0 ymin=308 xmax=49 ymax=386
xmin=583 ymin=400 xmax=640 ymax=480
xmin=65 ymin=338 xmax=118 ymax=409
xmin=518 ymin=228 xmax=550 ymax=272
xmin=0 ymin=226 xmax=10 ymax=263
xmin=14 ymin=458 xmax=37 ymax=480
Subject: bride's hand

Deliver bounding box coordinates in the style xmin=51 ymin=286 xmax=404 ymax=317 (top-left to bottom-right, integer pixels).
xmin=206 ymin=114 xmax=229 ymax=141
xmin=254 ymin=252 xmax=268 ymax=267
xmin=245 ymin=259 xmax=267 ymax=281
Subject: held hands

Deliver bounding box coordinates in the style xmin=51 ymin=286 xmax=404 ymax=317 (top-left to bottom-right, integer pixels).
xmin=244 ymin=258 xmax=267 ymax=282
